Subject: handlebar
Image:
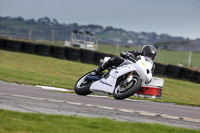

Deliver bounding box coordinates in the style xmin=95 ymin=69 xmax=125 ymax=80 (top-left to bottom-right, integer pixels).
xmin=128 ymin=57 xmax=137 ymax=63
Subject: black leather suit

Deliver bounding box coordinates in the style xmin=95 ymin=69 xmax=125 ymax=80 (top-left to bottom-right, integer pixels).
xmin=100 ymin=50 xmax=142 ymax=71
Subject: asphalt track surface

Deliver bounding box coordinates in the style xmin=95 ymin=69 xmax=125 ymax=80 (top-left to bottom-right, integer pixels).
xmin=0 ymin=81 xmax=200 ymax=130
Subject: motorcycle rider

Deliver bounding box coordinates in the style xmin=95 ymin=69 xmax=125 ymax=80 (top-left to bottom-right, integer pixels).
xmin=94 ymin=45 xmax=157 ymax=74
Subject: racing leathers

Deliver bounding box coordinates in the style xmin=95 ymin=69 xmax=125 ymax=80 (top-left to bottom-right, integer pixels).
xmin=94 ymin=50 xmax=142 ymax=74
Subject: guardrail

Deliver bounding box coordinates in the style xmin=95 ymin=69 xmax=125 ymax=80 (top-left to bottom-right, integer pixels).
xmin=0 ymin=38 xmax=199 ymax=83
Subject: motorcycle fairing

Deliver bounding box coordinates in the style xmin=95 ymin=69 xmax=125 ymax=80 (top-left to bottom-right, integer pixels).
xmin=90 ymin=56 xmax=153 ymax=94
xmin=90 ymin=64 xmax=137 ymax=94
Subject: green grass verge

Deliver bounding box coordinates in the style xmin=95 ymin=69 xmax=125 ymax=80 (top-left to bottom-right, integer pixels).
xmin=0 ymin=109 xmax=199 ymax=133
xmin=0 ymin=49 xmax=200 ymax=106
xmin=98 ymin=44 xmax=200 ymax=68
xmin=0 ymin=50 xmax=96 ymax=90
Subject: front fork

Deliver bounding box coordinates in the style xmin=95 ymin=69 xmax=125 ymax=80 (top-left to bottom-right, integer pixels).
xmin=126 ymin=71 xmax=133 ymax=82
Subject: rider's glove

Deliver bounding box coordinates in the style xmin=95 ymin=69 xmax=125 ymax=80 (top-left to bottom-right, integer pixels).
xmin=127 ymin=53 xmax=135 ymax=59
xmin=121 ymin=51 xmax=135 ymax=59
xmin=121 ymin=51 xmax=137 ymax=63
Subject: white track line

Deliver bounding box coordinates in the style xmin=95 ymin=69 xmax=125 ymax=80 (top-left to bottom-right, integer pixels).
xmin=0 ymin=92 xmax=199 ymax=123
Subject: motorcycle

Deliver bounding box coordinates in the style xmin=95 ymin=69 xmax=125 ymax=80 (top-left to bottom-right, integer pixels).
xmin=74 ymin=55 xmax=154 ymax=100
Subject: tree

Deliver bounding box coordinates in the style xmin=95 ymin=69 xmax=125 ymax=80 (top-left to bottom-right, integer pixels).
xmin=15 ymin=16 xmax=24 ymax=21
xmin=37 ymin=17 xmax=51 ymax=25
xmin=26 ymin=18 xmax=36 ymax=24
xmin=52 ymin=19 xmax=58 ymax=25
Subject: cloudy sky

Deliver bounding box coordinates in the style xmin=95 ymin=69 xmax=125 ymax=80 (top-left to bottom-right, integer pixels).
xmin=0 ymin=0 xmax=200 ymax=39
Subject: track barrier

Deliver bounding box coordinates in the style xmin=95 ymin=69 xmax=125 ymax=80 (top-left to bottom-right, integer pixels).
xmin=80 ymin=49 xmax=95 ymax=64
xmin=194 ymin=71 xmax=200 ymax=83
xmin=0 ymin=39 xmax=7 ymax=49
xmin=154 ymin=62 xmax=167 ymax=76
xmin=51 ymin=45 xmax=66 ymax=59
xmin=36 ymin=44 xmax=51 ymax=56
xmin=180 ymin=67 xmax=195 ymax=81
xmin=6 ymin=40 xmax=21 ymax=52
xmin=165 ymin=64 xmax=182 ymax=78
xmin=65 ymin=47 xmax=80 ymax=61
xmin=21 ymin=42 xmax=36 ymax=54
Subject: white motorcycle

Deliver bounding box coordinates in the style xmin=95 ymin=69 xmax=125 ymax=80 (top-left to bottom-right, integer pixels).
xmin=74 ymin=56 xmax=154 ymax=100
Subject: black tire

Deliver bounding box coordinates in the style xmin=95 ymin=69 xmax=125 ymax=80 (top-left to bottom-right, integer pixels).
xmin=153 ymin=62 xmax=167 ymax=76
xmin=0 ymin=39 xmax=7 ymax=49
xmin=80 ymin=49 xmax=95 ymax=64
xmin=194 ymin=71 xmax=200 ymax=83
xmin=180 ymin=67 xmax=195 ymax=81
xmin=36 ymin=44 xmax=51 ymax=56
xmin=21 ymin=42 xmax=36 ymax=54
xmin=6 ymin=40 xmax=22 ymax=52
xmin=113 ymin=77 xmax=142 ymax=100
xmin=74 ymin=71 xmax=93 ymax=95
xmin=65 ymin=47 xmax=80 ymax=61
xmin=51 ymin=46 xmax=66 ymax=59
xmin=166 ymin=64 xmax=182 ymax=78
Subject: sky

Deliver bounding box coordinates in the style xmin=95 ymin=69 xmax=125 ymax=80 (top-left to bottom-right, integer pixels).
xmin=0 ymin=0 xmax=200 ymax=39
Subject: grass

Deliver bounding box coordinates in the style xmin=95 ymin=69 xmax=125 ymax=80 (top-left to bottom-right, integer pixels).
xmin=0 ymin=50 xmax=95 ymax=90
xmin=98 ymin=44 xmax=200 ymax=68
xmin=150 ymin=77 xmax=200 ymax=106
xmin=0 ymin=49 xmax=200 ymax=106
xmin=156 ymin=50 xmax=200 ymax=67
xmin=0 ymin=109 xmax=200 ymax=133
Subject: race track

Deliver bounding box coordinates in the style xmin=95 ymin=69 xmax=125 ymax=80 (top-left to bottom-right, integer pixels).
xmin=0 ymin=81 xmax=200 ymax=129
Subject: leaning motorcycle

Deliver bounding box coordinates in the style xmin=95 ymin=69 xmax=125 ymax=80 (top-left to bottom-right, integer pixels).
xmin=74 ymin=56 xmax=153 ymax=100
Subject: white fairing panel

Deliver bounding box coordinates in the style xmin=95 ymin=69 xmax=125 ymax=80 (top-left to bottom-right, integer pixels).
xmin=133 ymin=57 xmax=153 ymax=83
xmin=90 ymin=65 xmax=136 ymax=93
xmin=90 ymin=76 xmax=116 ymax=93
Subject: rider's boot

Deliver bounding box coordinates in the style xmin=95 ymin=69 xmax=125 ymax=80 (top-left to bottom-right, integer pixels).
xmin=94 ymin=60 xmax=112 ymax=75
xmin=94 ymin=65 xmax=103 ymax=75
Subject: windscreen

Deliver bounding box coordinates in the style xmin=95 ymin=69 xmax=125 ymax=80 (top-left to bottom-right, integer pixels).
xmin=145 ymin=57 xmax=153 ymax=65
xmin=145 ymin=56 xmax=155 ymax=73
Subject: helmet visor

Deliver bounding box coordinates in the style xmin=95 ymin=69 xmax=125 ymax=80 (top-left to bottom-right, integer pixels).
xmin=146 ymin=54 xmax=155 ymax=60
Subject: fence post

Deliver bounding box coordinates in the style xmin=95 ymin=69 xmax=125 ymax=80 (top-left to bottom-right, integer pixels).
xmin=188 ymin=51 xmax=192 ymax=67
xmin=51 ymin=29 xmax=54 ymax=44
xmin=137 ymin=44 xmax=141 ymax=51
xmin=6 ymin=25 xmax=9 ymax=38
xmin=116 ymin=42 xmax=119 ymax=55
xmin=28 ymin=26 xmax=32 ymax=41
xmin=156 ymin=48 xmax=160 ymax=61
xmin=70 ymin=31 xmax=73 ymax=47
xmin=95 ymin=38 xmax=98 ymax=51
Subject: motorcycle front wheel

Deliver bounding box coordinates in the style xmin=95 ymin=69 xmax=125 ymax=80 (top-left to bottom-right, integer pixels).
xmin=113 ymin=77 xmax=142 ymax=100
xmin=74 ymin=71 xmax=93 ymax=95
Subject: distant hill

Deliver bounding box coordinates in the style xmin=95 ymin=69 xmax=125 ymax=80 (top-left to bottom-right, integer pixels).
xmin=0 ymin=16 xmax=200 ymax=51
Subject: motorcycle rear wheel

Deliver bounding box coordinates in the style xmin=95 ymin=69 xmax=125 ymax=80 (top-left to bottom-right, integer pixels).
xmin=113 ymin=77 xmax=142 ymax=100
xmin=74 ymin=71 xmax=93 ymax=95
